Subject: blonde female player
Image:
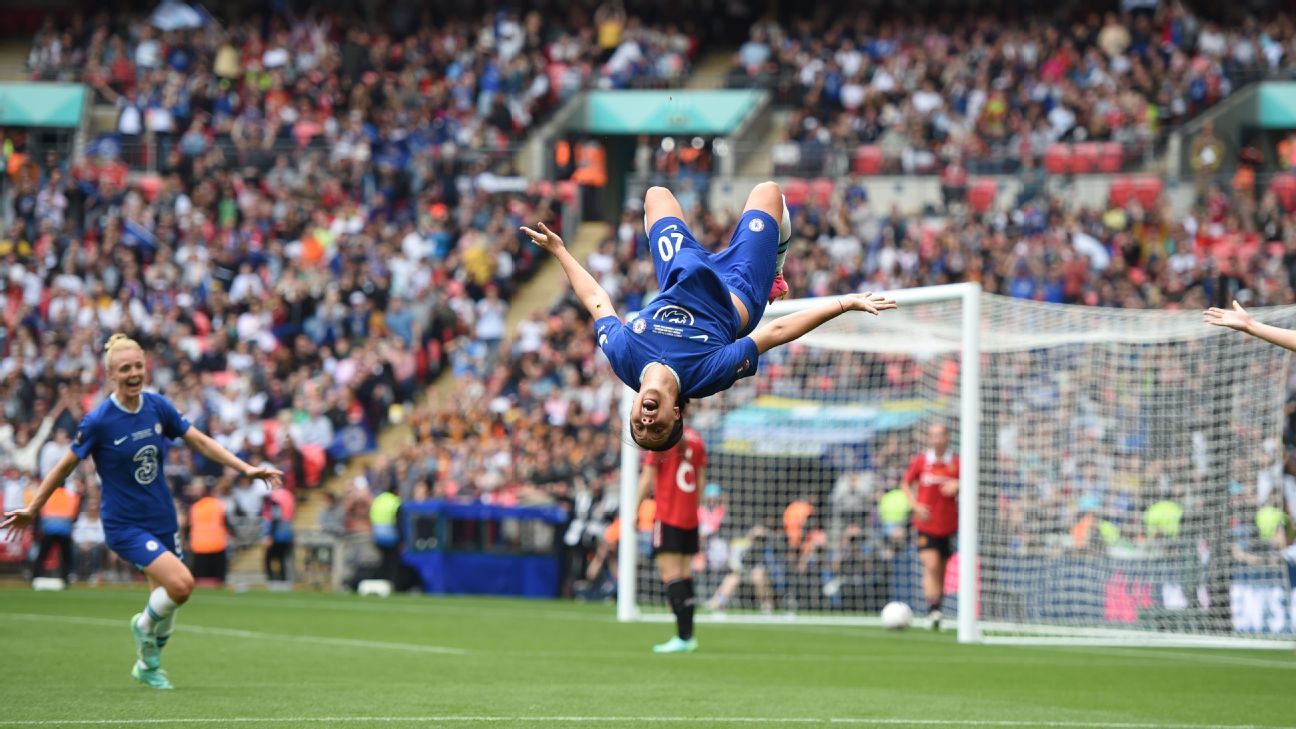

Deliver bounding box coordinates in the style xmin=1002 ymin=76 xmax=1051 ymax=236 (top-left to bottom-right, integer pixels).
xmin=1 ymin=334 xmax=283 ymax=689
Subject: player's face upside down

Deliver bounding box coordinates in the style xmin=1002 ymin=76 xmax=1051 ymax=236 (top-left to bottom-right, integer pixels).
xmin=631 ymin=385 xmax=680 ymax=451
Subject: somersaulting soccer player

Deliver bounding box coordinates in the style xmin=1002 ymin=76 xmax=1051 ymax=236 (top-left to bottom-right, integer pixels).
xmin=521 ymin=181 xmax=897 ymax=452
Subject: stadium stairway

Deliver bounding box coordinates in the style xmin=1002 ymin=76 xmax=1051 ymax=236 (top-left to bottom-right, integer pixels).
xmin=0 ymin=41 xmax=28 ymax=80
xmin=683 ymin=51 xmax=733 ymax=89
xmin=224 ymin=221 xmax=614 ymax=586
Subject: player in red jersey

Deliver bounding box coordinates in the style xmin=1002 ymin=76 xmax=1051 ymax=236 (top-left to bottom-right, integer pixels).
xmin=900 ymin=423 xmax=960 ymax=630
xmin=637 ymin=425 xmax=707 ymax=653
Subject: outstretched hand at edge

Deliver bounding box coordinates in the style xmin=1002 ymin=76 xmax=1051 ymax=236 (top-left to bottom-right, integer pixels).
xmin=1203 ymin=300 xmax=1254 ymax=333
xmin=840 ymin=292 xmax=899 ymax=316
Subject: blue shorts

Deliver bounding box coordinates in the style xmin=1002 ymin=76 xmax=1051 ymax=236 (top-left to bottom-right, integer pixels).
xmin=105 ymin=525 xmax=183 ymax=571
xmin=648 ymin=211 xmax=780 ymax=338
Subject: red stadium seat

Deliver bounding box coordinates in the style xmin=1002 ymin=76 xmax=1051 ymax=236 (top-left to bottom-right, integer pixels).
xmin=810 ymin=177 xmax=835 ymax=207
xmin=853 ymin=145 xmax=883 ymax=175
xmin=1132 ymin=175 xmax=1163 ymax=208
xmin=1271 ymin=174 xmax=1296 ymax=212
xmin=1108 ymin=176 xmax=1135 ymax=207
xmin=968 ymin=178 xmax=997 ymax=213
xmin=1098 ymin=142 xmax=1124 ymax=173
xmin=1043 ymin=144 xmax=1072 ymax=175
xmin=1071 ymin=143 xmax=1100 ymax=174
xmin=782 ymin=178 xmax=810 ymax=207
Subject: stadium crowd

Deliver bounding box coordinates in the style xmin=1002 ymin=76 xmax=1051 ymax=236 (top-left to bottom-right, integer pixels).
xmin=3 ymin=2 xmax=1293 ymax=603
xmin=730 ymin=3 xmax=1296 ymax=174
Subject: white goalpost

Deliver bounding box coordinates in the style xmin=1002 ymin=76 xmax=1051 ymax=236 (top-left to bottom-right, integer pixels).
xmin=616 ymin=283 xmax=1296 ymax=649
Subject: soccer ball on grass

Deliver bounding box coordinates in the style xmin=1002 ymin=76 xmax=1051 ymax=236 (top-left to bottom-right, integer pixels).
xmin=880 ymin=601 xmax=913 ymax=630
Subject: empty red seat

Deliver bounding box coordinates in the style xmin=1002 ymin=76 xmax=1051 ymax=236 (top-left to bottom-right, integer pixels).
xmin=810 ymin=177 xmax=835 ymax=207
xmin=1098 ymin=142 xmax=1124 ymax=173
xmin=782 ymin=178 xmax=810 ymax=207
xmin=1043 ymin=144 xmax=1072 ymax=175
xmin=1132 ymin=175 xmax=1163 ymax=208
xmin=1109 ymin=176 xmax=1135 ymax=207
xmin=853 ymin=145 xmax=883 ymax=175
xmin=1072 ymin=143 xmax=1100 ymax=174
xmin=968 ymin=178 xmax=998 ymax=213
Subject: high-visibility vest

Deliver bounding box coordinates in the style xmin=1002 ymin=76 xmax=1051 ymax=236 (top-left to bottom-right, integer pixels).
xmin=554 ymin=139 xmax=571 ymax=169
xmin=190 ymin=496 xmax=229 ymax=554
xmin=41 ymin=487 xmax=79 ymax=519
xmin=371 ymin=492 xmax=400 ymax=527
xmin=571 ymin=142 xmax=607 ymax=187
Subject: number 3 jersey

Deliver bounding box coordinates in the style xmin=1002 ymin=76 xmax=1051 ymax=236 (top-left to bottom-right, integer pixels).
xmin=72 ymin=393 xmax=191 ymax=536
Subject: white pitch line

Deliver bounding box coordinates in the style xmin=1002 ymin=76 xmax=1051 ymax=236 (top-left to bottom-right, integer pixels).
xmin=0 ymin=717 xmax=1291 ymax=728
xmin=3 ymin=613 xmax=466 ymax=656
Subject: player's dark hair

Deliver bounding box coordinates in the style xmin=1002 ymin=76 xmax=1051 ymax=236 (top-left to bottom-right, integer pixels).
xmin=633 ymin=397 xmax=689 ymax=452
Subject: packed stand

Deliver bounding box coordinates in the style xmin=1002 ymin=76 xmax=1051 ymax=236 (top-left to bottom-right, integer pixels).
xmin=26 ymin=3 xmax=694 ymax=172
xmin=731 ymin=3 xmax=1296 ymax=175
xmin=8 ymin=0 xmax=695 ymax=584
xmin=0 ymin=117 xmax=564 ymax=579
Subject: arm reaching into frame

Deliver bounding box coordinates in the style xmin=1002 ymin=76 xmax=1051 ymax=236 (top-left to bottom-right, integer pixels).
xmin=1204 ymin=301 xmax=1296 ymax=352
xmin=749 ymin=292 xmax=897 ymax=354
xmin=521 ymin=221 xmax=618 ymax=322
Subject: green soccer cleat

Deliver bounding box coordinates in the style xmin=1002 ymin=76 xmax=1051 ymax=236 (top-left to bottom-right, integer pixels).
xmin=652 ymin=636 xmax=698 ymax=654
xmin=131 ymin=613 xmax=161 ymax=670
xmin=131 ymin=663 xmax=173 ymax=690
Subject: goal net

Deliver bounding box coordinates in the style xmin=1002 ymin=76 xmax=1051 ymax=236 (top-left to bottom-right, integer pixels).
xmin=617 ymin=284 xmax=1296 ymax=648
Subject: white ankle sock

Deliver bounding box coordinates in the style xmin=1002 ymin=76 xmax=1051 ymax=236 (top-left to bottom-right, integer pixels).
xmin=138 ymin=587 xmax=179 ymax=634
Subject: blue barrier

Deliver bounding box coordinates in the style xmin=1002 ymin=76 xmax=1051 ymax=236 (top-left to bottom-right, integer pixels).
xmin=401 ymin=500 xmax=567 ymax=599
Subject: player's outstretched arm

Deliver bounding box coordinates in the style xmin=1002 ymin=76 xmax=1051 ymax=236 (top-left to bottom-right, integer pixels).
xmin=1204 ymin=300 xmax=1296 ymax=351
xmin=749 ymin=292 xmax=896 ymax=354
xmin=1 ymin=450 xmax=80 ymax=539
xmin=521 ymin=221 xmax=618 ymax=321
xmin=181 ymin=427 xmax=284 ymax=487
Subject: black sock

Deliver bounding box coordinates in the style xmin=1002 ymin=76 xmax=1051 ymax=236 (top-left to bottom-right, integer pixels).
xmin=666 ymin=579 xmax=696 ymax=641
xmin=928 ymin=599 xmax=942 ymax=614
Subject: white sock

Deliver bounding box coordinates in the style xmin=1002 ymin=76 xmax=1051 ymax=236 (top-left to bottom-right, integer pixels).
xmin=156 ymin=611 xmax=176 ymax=649
xmin=775 ymin=195 xmax=791 ymax=274
xmin=138 ymin=587 xmax=179 ymax=634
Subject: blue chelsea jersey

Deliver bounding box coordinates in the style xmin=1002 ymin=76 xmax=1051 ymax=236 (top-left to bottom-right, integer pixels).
xmin=594 ymin=248 xmax=759 ymax=398
xmin=71 ymin=392 xmax=191 ymax=535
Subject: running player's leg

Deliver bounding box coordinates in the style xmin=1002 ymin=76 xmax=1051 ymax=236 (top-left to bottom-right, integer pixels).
xmin=132 ymin=549 xmax=192 ymax=681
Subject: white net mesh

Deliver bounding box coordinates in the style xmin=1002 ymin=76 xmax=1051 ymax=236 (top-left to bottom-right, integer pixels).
xmin=626 ymin=290 xmax=1296 ymax=644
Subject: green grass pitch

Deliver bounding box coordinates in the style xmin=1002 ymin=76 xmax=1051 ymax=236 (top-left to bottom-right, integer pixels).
xmin=1 ymin=587 xmax=1294 ymax=729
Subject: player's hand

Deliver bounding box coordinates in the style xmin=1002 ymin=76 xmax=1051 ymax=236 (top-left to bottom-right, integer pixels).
xmin=245 ymin=466 xmax=284 ymax=489
xmin=840 ymin=292 xmax=898 ymax=316
xmin=519 ymin=221 xmax=566 ymax=256
xmin=1204 ymin=300 xmax=1254 ymax=333
xmin=0 ymin=508 xmax=36 ymax=541
xmin=911 ymin=502 xmax=931 ymax=521
xmin=940 ymin=479 xmax=959 ymax=497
